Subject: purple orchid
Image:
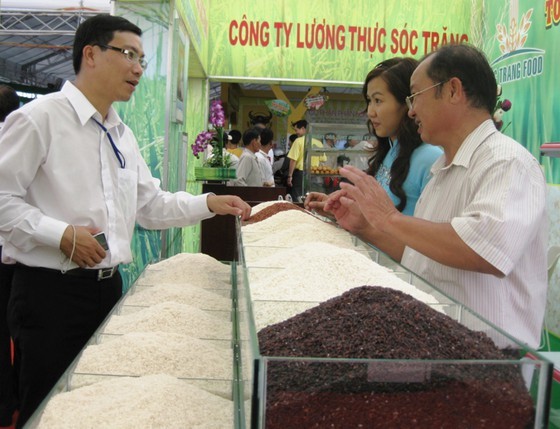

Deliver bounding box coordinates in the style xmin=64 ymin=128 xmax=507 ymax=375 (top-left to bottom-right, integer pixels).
xmin=191 ymin=130 xmax=213 ymax=158
xmin=209 ymin=100 xmax=225 ymax=128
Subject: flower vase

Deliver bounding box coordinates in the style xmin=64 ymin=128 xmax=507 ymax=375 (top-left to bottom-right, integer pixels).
xmin=194 ymin=166 xmax=237 ymax=181
xmin=191 ymin=100 xmax=235 ymax=181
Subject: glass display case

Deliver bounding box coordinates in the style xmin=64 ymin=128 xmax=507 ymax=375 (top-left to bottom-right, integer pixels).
xmin=24 ymin=263 xmax=240 ymax=428
xmin=303 ymin=122 xmax=377 ymax=196
xmin=235 ymin=215 xmax=553 ymax=429
xmin=23 ymin=211 xmax=553 ymax=428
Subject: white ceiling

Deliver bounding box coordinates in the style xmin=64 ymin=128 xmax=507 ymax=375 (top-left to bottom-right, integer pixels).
xmin=0 ymin=0 xmax=112 ymax=10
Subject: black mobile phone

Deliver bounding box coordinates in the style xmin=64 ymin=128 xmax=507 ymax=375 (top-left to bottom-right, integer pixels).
xmin=93 ymin=232 xmax=109 ymax=250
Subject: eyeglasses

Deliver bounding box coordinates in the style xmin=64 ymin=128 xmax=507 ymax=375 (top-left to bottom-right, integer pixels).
xmin=405 ymin=81 xmax=447 ymax=110
xmin=96 ymin=44 xmax=147 ymax=70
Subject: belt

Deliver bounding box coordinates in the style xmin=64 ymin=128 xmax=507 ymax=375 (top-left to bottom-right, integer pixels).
xmin=15 ymin=263 xmax=119 ymax=282
xmin=66 ymin=266 xmax=119 ymax=281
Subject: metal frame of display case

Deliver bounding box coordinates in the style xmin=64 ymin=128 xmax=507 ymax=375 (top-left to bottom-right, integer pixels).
xmin=303 ymin=122 xmax=377 ymax=197
xmin=234 ymin=216 xmax=553 ymax=429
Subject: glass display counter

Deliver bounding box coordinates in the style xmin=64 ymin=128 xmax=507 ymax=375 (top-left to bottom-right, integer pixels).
xmin=22 ymin=210 xmax=553 ymax=428
xmin=235 ymin=214 xmax=553 ymax=429
xmin=303 ymin=122 xmax=377 ymax=195
xmin=24 ymin=262 xmax=240 ymax=428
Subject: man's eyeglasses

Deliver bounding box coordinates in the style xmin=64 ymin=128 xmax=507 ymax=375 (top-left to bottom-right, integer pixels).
xmin=96 ymin=44 xmax=147 ymax=70
xmin=405 ymin=81 xmax=447 ymax=110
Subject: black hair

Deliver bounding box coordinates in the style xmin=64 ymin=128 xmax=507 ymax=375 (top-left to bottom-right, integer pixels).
xmin=260 ymin=127 xmax=274 ymax=146
xmin=242 ymin=127 xmax=261 ymax=146
xmin=288 ymin=133 xmax=298 ymax=143
xmin=73 ymin=14 xmax=142 ymax=74
xmin=423 ymin=43 xmax=497 ymax=114
xmin=291 ymin=119 xmax=308 ymax=129
xmin=362 ymin=57 xmax=422 ymax=212
xmin=0 ymin=85 xmax=20 ymax=121
xmin=229 ymin=129 xmax=242 ymax=144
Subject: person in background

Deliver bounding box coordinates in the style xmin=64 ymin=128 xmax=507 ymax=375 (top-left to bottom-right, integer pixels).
xmin=287 ymin=119 xmax=325 ymax=201
xmin=286 ymin=120 xmax=309 ymax=200
xmin=323 ymin=132 xmax=337 ymax=149
xmin=324 ymin=44 xmax=547 ymax=348
xmin=231 ymin=127 xmax=263 ymax=186
xmin=207 ymin=131 xmax=239 ymax=169
xmin=306 ymin=57 xmax=442 ymax=216
xmin=0 ymin=15 xmax=251 ymax=428
xmin=256 ymin=127 xmax=275 ymax=187
xmin=0 ymin=85 xmax=19 ymax=130
xmin=286 ymin=132 xmax=298 ymax=153
xmin=0 ymin=84 xmax=20 ymax=429
xmin=251 ymin=121 xmax=275 ymax=168
xmin=222 ymin=132 xmax=239 ymax=168
xmin=344 ymin=135 xmax=376 ymax=171
xmin=226 ymin=129 xmax=243 ymax=158
xmin=275 ymin=133 xmax=298 ymax=188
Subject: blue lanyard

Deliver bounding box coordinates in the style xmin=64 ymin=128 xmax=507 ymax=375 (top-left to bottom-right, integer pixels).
xmin=92 ymin=118 xmax=126 ymax=169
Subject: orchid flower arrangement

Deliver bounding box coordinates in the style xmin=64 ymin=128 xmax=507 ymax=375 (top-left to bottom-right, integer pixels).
xmin=493 ymin=85 xmax=513 ymax=133
xmin=191 ymin=100 xmax=232 ymax=168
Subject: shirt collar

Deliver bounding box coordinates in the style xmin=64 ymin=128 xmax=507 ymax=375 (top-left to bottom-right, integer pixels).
xmin=431 ymin=119 xmax=497 ymax=173
xmin=62 ymin=81 xmax=124 ymax=132
xmin=244 ymin=148 xmax=258 ymax=158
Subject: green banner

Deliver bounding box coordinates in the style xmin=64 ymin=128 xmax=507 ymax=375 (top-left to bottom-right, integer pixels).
xmin=482 ymin=0 xmax=560 ymax=184
xmin=208 ymin=0 xmax=473 ymax=84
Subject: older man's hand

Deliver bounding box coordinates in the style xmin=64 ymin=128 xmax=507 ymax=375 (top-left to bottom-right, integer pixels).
xmin=337 ymin=165 xmax=400 ymax=232
xmin=322 ymin=189 xmax=365 ymax=234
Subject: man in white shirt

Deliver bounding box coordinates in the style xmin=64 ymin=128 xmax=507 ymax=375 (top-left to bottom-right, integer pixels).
xmin=256 ymin=127 xmax=275 ymax=187
xmin=325 ymin=44 xmax=547 ymax=349
xmin=0 ymin=15 xmax=250 ymax=427
xmin=232 ymin=127 xmax=263 ymax=186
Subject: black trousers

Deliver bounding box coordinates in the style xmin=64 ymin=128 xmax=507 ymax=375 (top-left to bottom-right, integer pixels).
xmin=0 ymin=247 xmax=16 ymax=426
xmin=289 ymin=169 xmax=304 ymax=202
xmin=7 ymin=265 xmax=122 ymax=428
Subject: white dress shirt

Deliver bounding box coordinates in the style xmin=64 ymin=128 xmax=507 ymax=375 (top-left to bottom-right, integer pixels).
xmin=402 ymin=120 xmax=547 ymax=348
xmin=256 ymin=149 xmax=274 ymax=186
xmin=0 ymin=81 xmax=214 ymax=270
xmin=232 ymin=149 xmax=263 ymax=186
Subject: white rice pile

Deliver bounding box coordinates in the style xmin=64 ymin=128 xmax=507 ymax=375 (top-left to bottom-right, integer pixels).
xmin=248 ymin=241 xmax=437 ymax=304
xmin=102 ymin=302 xmax=231 ymax=339
xmin=37 ymin=374 xmax=232 ymax=429
xmin=74 ymin=332 xmax=232 ymax=380
xmin=241 ymin=210 xmax=355 ymax=250
xmin=123 ymin=283 xmax=231 ymax=311
xmin=137 ymin=253 xmax=230 ymax=287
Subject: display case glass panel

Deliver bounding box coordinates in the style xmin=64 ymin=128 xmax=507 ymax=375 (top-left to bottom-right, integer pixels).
xmin=24 ymin=262 xmax=239 ymax=428
xmin=235 ymin=216 xmax=553 ymax=429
